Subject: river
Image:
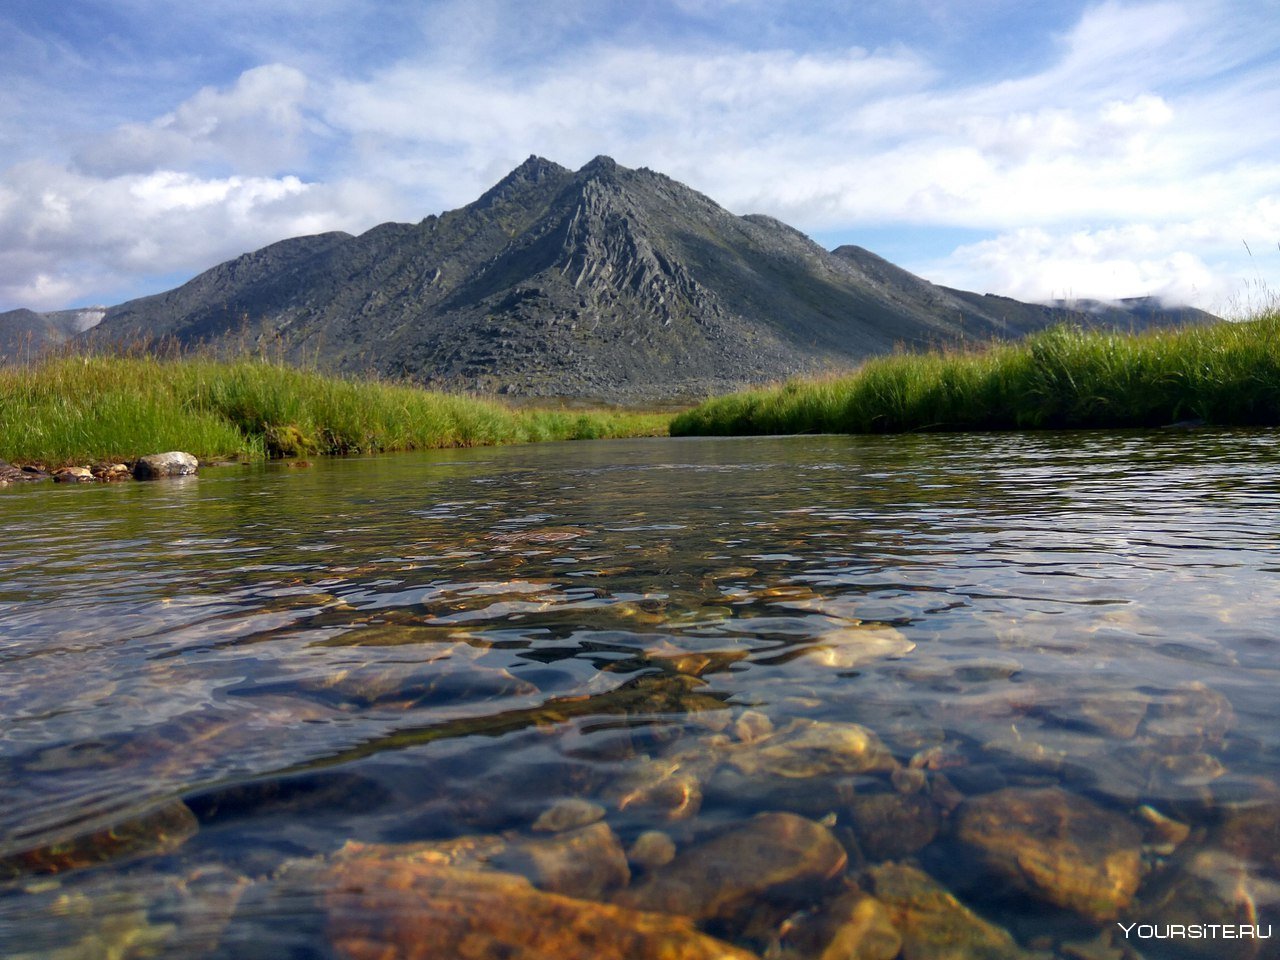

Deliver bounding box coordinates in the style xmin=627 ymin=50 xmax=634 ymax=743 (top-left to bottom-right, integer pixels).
xmin=2 ymin=432 xmax=1279 ymax=959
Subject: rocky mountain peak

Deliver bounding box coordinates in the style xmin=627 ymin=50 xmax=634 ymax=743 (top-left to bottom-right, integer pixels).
xmin=38 ymin=156 xmax=1216 ymax=403
xmin=475 ymin=155 xmax=571 ymax=210
xmin=578 ymin=155 xmax=621 ymax=179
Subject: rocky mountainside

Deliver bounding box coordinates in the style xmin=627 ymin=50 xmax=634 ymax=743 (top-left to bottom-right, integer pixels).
xmin=13 ymin=156 xmax=1219 ymax=401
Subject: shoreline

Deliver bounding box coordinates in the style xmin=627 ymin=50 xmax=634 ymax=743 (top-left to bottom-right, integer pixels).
xmin=672 ymin=315 xmax=1280 ymax=436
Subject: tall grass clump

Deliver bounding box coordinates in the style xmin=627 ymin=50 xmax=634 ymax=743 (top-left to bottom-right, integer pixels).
xmin=672 ymin=313 xmax=1280 ymax=436
xmin=0 ymin=355 xmax=668 ymax=465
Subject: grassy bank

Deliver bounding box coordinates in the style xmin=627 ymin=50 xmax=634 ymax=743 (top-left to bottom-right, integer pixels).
xmin=672 ymin=313 xmax=1280 ymax=436
xmin=0 ymin=355 xmax=669 ymax=465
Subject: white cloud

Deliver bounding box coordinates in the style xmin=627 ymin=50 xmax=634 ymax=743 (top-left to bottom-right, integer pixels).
xmin=74 ymin=65 xmax=311 ymax=177
xmin=926 ymin=197 xmax=1280 ymax=311
xmin=0 ymin=158 xmax=399 ymax=310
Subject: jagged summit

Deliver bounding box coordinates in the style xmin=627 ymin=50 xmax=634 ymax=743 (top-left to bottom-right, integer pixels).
xmin=8 ymin=156 xmax=1214 ymax=400
xmin=475 ymin=156 xmax=570 ymax=210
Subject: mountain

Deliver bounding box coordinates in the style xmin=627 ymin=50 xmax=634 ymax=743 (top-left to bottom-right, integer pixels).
xmin=19 ymin=156 xmax=1218 ymax=401
xmin=0 ymin=307 xmax=105 ymax=362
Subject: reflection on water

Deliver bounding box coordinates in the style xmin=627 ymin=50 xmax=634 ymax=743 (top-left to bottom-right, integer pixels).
xmin=3 ymin=432 xmax=1280 ymax=959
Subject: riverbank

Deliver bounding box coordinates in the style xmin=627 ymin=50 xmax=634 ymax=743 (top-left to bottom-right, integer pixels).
xmin=0 ymin=355 xmax=670 ymax=467
xmin=671 ymin=313 xmax=1280 ymax=435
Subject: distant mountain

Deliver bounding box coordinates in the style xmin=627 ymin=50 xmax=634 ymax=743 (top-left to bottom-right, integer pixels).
xmin=9 ymin=156 xmax=1218 ymax=401
xmin=0 ymin=306 xmax=105 ymax=361
xmin=829 ymin=245 xmax=1218 ymax=338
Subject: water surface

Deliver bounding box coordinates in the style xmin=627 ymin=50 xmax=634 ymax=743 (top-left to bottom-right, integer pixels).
xmin=3 ymin=432 xmax=1279 ymax=958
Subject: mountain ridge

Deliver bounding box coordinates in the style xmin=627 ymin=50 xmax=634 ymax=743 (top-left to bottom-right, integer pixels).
xmin=3 ymin=156 xmax=1218 ymax=401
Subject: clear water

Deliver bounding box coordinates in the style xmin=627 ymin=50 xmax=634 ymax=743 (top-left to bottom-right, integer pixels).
xmin=2 ymin=432 xmax=1279 ymax=958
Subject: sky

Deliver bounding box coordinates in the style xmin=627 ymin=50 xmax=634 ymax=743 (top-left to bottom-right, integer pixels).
xmin=2 ymin=0 xmax=1279 ymax=315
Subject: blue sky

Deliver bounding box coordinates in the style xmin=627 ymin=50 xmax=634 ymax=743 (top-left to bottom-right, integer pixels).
xmin=2 ymin=0 xmax=1279 ymax=314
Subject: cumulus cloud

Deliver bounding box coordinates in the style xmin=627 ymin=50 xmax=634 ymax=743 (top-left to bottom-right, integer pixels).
xmin=926 ymin=195 xmax=1280 ymax=310
xmin=0 ymin=157 xmax=399 ymax=310
xmin=73 ymin=65 xmax=311 ymax=177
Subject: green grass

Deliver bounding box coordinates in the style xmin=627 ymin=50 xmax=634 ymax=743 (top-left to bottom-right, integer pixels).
xmin=0 ymin=355 xmax=670 ymax=465
xmin=671 ymin=313 xmax=1280 ymax=436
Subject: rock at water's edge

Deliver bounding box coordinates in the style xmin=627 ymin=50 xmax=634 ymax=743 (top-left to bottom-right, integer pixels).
xmin=133 ymin=451 xmax=199 ymax=479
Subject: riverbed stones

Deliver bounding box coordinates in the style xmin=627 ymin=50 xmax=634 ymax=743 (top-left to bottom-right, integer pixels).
xmin=499 ymin=821 xmax=630 ymax=898
xmin=334 ymin=821 xmax=630 ymax=900
xmin=726 ymin=718 xmax=897 ymax=780
xmin=866 ymin=862 xmax=1034 ymax=960
xmin=1142 ymin=681 xmax=1234 ymax=750
xmin=1033 ymin=689 xmax=1151 ymax=740
xmin=1214 ymin=793 xmax=1280 ymax=878
xmin=778 ymin=887 xmax=902 ymax=960
xmin=133 ymin=451 xmax=199 ymax=479
xmin=53 ymin=465 xmax=93 ymax=482
xmin=803 ymin=626 xmax=916 ymax=670
xmin=954 ymin=787 xmax=1142 ymax=921
xmin=610 ymin=757 xmax=707 ymax=820
xmin=0 ymin=459 xmax=50 ymax=484
xmin=1129 ymin=848 xmax=1276 ymax=960
xmin=628 ymin=830 xmax=678 ymax=870
xmin=614 ymin=812 xmax=847 ymax=921
xmin=768 ymin=885 xmax=901 ymax=960
xmin=91 ymin=461 xmax=131 ymax=481
xmin=532 ymin=797 xmax=606 ymax=833
xmin=846 ymin=792 xmax=941 ymax=862
xmin=323 ymin=857 xmax=760 ymax=960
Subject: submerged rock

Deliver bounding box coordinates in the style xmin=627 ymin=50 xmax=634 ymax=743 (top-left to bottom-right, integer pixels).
xmin=532 ymin=797 xmax=607 ymax=833
xmin=1033 ymin=689 xmax=1151 ymax=740
xmin=726 ymin=719 xmax=897 ymax=780
xmin=498 ymin=822 xmax=631 ymax=899
xmin=0 ymin=798 xmax=198 ymax=879
xmin=334 ymin=821 xmax=630 ymax=900
xmin=609 ymin=756 xmax=707 ymax=820
xmin=1130 ymin=849 xmax=1277 ymax=960
xmin=954 ymin=787 xmax=1142 ymax=921
xmin=614 ymin=812 xmax=847 ymax=921
xmin=777 ymin=887 xmax=902 ymax=960
xmin=866 ymin=862 xmax=1034 ymax=960
xmin=1142 ymin=682 xmax=1234 ymax=750
xmin=628 ymin=831 xmax=678 ymax=870
xmin=1137 ymin=804 xmax=1192 ymax=855
xmin=1214 ymin=793 xmax=1280 ymax=879
xmin=802 ymin=626 xmax=916 ymax=670
xmin=846 ymin=792 xmax=941 ymax=863
xmin=133 ymin=451 xmax=199 ymax=479
xmin=324 ymin=857 xmax=760 ymax=960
